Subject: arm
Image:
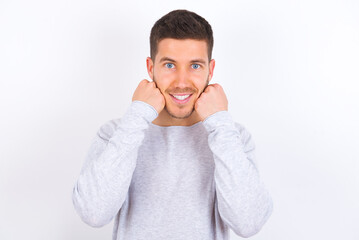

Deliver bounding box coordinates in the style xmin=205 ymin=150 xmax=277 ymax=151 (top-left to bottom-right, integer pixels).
xmin=203 ymin=111 xmax=273 ymax=238
xmin=72 ymin=101 xmax=158 ymax=227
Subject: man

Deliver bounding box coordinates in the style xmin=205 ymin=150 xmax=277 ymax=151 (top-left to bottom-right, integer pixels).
xmin=72 ymin=9 xmax=273 ymax=240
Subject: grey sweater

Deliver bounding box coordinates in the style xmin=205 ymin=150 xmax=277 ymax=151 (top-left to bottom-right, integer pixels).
xmin=72 ymin=101 xmax=273 ymax=240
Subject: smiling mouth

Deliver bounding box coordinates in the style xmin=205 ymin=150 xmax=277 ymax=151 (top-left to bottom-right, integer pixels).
xmin=169 ymin=94 xmax=193 ymax=104
xmin=171 ymin=94 xmax=191 ymax=100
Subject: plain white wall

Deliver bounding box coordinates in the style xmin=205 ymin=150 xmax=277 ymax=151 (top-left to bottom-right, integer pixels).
xmin=1 ymin=0 xmax=358 ymax=239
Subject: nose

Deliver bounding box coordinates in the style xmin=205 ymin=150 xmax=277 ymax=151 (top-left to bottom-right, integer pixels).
xmin=174 ymin=68 xmax=191 ymax=89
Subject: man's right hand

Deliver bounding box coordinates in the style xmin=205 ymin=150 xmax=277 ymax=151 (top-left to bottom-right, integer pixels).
xmin=132 ymin=79 xmax=165 ymax=114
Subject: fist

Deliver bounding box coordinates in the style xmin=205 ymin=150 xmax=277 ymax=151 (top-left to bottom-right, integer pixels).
xmin=194 ymin=83 xmax=228 ymax=121
xmin=132 ymin=79 xmax=165 ymax=114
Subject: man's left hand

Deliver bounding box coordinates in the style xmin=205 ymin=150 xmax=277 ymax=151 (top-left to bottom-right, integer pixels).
xmin=194 ymin=83 xmax=228 ymax=121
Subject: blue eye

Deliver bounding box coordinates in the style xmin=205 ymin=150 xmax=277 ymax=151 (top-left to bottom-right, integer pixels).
xmin=192 ymin=64 xmax=200 ymax=69
xmin=165 ymin=63 xmax=175 ymax=69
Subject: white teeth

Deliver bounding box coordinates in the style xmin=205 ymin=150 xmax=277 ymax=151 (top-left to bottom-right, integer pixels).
xmin=173 ymin=94 xmax=190 ymax=100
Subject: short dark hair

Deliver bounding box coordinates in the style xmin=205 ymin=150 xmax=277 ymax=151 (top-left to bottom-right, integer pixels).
xmin=150 ymin=9 xmax=214 ymax=61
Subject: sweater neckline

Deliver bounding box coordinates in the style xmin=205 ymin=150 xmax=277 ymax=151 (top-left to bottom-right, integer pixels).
xmin=149 ymin=121 xmax=202 ymax=129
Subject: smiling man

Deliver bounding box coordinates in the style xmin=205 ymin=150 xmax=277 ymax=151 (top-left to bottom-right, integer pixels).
xmin=146 ymin=38 xmax=216 ymax=125
xmin=72 ymin=9 xmax=273 ymax=240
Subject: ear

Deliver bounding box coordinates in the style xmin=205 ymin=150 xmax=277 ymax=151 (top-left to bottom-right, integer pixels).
xmin=208 ymin=59 xmax=215 ymax=82
xmin=146 ymin=57 xmax=154 ymax=80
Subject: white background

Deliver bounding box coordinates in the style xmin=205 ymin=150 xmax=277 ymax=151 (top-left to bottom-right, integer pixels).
xmin=1 ymin=0 xmax=358 ymax=239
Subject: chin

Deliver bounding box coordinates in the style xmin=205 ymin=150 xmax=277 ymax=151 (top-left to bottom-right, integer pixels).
xmin=165 ymin=106 xmax=195 ymax=119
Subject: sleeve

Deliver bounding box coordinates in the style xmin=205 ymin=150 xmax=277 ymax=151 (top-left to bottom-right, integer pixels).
xmin=202 ymin=110 xmax=273 ymax=238
xmin=72 ymin=101 xmax=158 ymax=228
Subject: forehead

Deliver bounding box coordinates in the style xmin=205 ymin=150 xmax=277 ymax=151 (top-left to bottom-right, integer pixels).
xmin=155 ymin=38 xmax=209 ymax=63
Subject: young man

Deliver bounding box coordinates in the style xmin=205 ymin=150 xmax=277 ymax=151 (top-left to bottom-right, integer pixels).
xmin=72 ymin=9 xmax=273 ymax=240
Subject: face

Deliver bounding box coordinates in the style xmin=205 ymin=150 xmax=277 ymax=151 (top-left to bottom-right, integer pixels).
xmin=147 ymin=38 xmax=215 ymax=120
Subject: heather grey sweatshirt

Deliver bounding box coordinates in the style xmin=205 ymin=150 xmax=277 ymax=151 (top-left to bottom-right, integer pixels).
xmin=72 ymin=100 xmax=273 ymax=240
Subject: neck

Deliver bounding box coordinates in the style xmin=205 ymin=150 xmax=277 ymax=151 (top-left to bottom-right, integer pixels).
xmin=152 ymin=109 xmax=202 ymax=127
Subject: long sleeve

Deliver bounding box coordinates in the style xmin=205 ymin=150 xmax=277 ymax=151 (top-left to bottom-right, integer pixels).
xmin=202 ymin=111 xmax=273 ymax=238
xmin=72 ymin=101 xmax=158 ymax=228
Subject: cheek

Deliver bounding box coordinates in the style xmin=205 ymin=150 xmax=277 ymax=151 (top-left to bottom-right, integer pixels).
xmin=153 ymin=72 xmax=172 ymax=93
xmin=194 ymin=74 xmax=209 ymax=89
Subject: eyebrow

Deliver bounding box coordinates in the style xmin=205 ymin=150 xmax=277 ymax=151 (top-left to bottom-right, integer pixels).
xmin=159 ymin=57 xmax=176 ymax=63
xmin=159 ymin=57 xmax=207 ymax=64
xmin=191 ymin=59 xmax=207 ymax=64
